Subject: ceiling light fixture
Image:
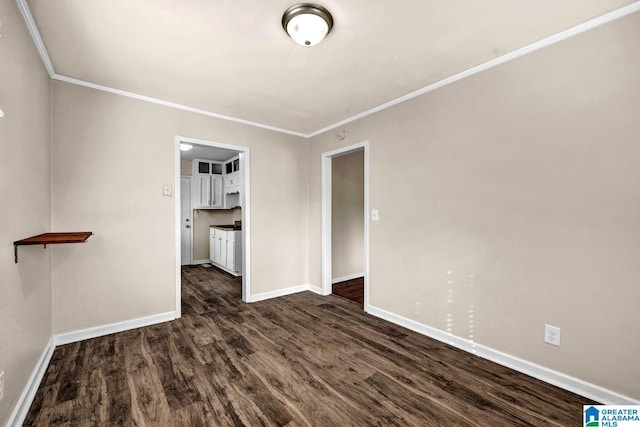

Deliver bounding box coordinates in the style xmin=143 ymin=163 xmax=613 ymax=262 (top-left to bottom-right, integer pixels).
xmin=180 ymin=143 xmax=193 ymax=151
xmin=282 ymin=3 xmax=333 ymax=47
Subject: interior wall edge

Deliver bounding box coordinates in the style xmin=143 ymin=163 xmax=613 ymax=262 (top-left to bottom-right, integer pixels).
xmin=367 ymin=305 xmax=640 ymax=405
xmin=6 ymin=337 xmax=55 ymax=427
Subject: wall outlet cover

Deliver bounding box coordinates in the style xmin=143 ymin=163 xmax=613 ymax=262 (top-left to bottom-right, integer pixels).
xmin=544 ymin=324 xmax=561 ymax=347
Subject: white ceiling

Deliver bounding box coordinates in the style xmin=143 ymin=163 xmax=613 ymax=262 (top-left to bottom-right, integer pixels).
xmin=180 ymin=144 xmax=239 ymax=162
xmin=24 ymin=0 xmax=637 ymax=136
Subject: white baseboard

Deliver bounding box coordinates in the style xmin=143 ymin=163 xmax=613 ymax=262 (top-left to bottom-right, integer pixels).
xmin=191 ymin=259 xmax=211 ymax=265
xmin=208 ymin=261 xmax=241 ymax=277
xmin=331 ymin=272 xmax=365 ymax=284
xmin=8 ymin=336 xmax=55 ymax=427
xmin=54 ymin=311 xmax=176 ymax=346
xmin=251 ymin=284 xmax=322 ymax=303
xmin=367 ymin=305 xmax=639 ymax=405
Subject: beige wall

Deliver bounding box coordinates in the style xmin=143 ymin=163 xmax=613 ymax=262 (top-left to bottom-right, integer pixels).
xmin=0 ymin=1 xmax=52 ymax=423
xmin=192 ymin=208 xmax=241 ymax=261
xmin=332 ymin=151 xmax=364 ymax=280
xmin=180 ymin=159 xmax=192 ymax=176
xmin=310 ymin=13 xmax=640 ymax=399
xmin=51 ymin=81 xmax=309 ymax=333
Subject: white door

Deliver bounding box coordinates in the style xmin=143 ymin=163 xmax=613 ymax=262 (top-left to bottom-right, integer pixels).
xmin=180 ymin=176 xmax=192 ymax=265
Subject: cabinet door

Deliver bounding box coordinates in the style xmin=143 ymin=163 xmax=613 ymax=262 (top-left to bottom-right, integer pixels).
xmin=209 ymin=233 xmax=215 ymax=262
xmin=196 ymin=176 xmax=211 ymax=208
xmin=225 ymin=239 xmax=235 ymax=270
xmin=211 ymin=176 xmax=223 ymax=208
xmin=220 ymin=235 xmax=227 ymax=266
xmin=213 ymin=236 xmax=222 ymax=264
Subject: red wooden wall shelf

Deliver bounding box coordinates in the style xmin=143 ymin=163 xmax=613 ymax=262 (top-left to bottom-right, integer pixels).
xmin=13 ymin=232 xmax=93 ymax=263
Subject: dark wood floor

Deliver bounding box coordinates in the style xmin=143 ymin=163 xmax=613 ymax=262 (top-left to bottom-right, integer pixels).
xmin=332 ymin=276 xmax=364 ymax=308
xmin=25 ymin=266 xmax=593 ymax=426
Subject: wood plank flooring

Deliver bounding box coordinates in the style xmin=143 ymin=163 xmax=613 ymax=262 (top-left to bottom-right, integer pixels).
xmin=332 ymin=277 xmax=364 ymax=308
xmin=25 ymin=266 xmax=594 ymax=426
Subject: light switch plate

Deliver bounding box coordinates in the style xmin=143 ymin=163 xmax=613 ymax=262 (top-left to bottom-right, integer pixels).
xmin=371 ymin=209 xmax=379 ymax=221
xmin=163 ymin=184 xmax=172 ymax=196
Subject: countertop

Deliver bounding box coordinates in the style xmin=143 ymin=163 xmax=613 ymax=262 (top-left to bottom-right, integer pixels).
xmin=210 ymin=224 xmax=242 ymax=231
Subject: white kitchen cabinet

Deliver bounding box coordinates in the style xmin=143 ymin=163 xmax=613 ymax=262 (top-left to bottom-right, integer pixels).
xmin=193 ymin=159 xmax=223 ymax=209
xmin=209 ymin=227 xmax=242 ymax=276
xmin=210 ymin=230 xmax=222 ymax=265
xmin=224 ymin=172 xmax=240 ymax=192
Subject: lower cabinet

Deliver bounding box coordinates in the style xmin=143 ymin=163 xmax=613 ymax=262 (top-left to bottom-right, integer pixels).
xmin=209 ymin=228 xmax=242 ymax=276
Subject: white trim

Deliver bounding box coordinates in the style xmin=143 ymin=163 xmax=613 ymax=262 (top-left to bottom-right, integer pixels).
xmin=331 ymin=272 xmax=365 ymax=284
xmin=15 ymin=0 xmax=55 ymax=77
xmin=17 ymin=0 xmax=640 ymax=139
xmin=240 ymin=150 xmax=252 ymax=302
xmin=54 ymin=312 xmax=175 ymax=346
xmin=174 ymin=141 xmax=182 ymax=317
xmin=208 ymin=262 xmax=242 ymax=277
xmin=306 ymin=1 xmax=640 ymax=137
xmin=367 ymin=305 xmax=640 ymax=405
xmin=321 ymin=142 xmax=370 ymax=310
xmin=251 ymin=284 xmax=322 ymax=303
xmin=174 ymin=136 xmax=252 ymax=304
xmin=52 ymin=74 xmax=307 ymax=138
xmin=192 ymin=259 xmax=213 ymax=265
xmin=7 ymin=337 xmax=55 ymax=427
xmin=321 ymin=155 xmax=332 ymax=296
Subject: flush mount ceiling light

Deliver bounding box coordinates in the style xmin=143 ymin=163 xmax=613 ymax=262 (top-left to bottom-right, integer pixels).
xmin=282 ymin=3 xmax=333 ymax=47
xmin=180 ymin=143 xmax=193 ymax=151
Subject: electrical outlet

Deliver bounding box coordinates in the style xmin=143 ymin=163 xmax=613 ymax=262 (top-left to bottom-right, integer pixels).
xmin=544 ymin=324 xmax=561 ymax=347
xmin=0 ymin=370 xmax=5 ymax=401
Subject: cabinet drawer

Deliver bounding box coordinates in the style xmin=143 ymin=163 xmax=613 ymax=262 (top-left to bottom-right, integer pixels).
xmin=214 ymin=229 xmax=226 ymax=238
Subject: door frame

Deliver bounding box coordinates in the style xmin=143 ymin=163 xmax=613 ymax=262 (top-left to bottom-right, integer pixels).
xmin=180 ymin=175 xmax=193 ymax=266
xmin=174 ymin=135 xmax=252 ymax=318
xmin=321 ymin=141 xmax=370 ymax=311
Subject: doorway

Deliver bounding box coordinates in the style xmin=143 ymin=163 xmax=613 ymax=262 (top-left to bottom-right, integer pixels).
xmin=174 ymin=136 xmax=252 ymax=318
xmin=321 ymin=141 xmax=370 ymax=311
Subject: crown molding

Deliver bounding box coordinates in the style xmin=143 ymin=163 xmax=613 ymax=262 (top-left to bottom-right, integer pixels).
xmin=51 ymin=74 xmax=309 ymax=138
xmin=16 ymin=0 xmax=640 ymax=139
xmin=16 ymin=0 xmax=54 ymax=77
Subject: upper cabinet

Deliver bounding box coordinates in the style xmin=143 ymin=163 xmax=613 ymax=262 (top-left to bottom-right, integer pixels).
xmin=192 ymin=159 xmax=223 ymax=209
xmin=190 ymin=156 xmax=242 ymax=210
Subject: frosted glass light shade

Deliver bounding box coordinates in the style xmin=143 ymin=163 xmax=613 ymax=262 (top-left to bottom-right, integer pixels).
xmin=287 ymin=13 xmax=328 ymax=46
xmin=180 ymin=143 xmax=193 ymax=151
xmin=283 ymin=4 xmax=333 ymax=47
